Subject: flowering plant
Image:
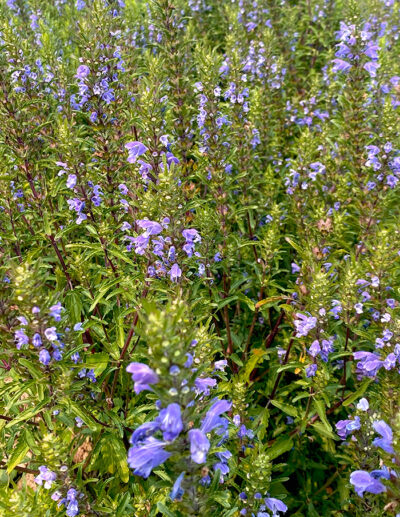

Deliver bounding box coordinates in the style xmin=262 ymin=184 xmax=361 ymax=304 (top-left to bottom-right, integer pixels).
xmin=1 ymin=0 xmax=400 ymax=516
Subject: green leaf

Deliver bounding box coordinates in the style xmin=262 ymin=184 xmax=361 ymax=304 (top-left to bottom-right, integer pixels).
xmin=18 ymin=358 xmax=43 ymax=379
xmin=270 ymin=400 xmax=298 ymax=418
xmin=7 ymin=438 xmax=29 ymax=474
xmin=109 ymin=436 xmax=130 ymax=483
xmin=5 ymin=398 xmax=50 ymax=428
xmin=268 ymin=437 xmax=294 ymax=460
xmin=156 ymin=502 xmax=177 ymax=517
xmin=242 ymin=349 xmax=267 ymax=383
xmin=311 ymin=421 xmax=337 ymax=440
xmin=81 ymin=353 xmax=109 ymax=377
xmin=343 ymin=378 xmax=373 ymax=407
xmin=314 ymin=399 xmax=332 ymax=434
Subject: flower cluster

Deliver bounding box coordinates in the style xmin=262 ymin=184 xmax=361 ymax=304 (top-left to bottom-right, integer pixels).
xmin=122 ymin=217 xmax=203 ymax=282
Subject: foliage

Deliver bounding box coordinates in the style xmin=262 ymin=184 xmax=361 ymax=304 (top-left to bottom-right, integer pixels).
xmin=0 ymin=0 xmax=400 ymax=516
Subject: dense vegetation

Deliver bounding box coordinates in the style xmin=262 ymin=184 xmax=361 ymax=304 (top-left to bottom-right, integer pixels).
xmin=1 ymin=0 xmax=400 ymax=515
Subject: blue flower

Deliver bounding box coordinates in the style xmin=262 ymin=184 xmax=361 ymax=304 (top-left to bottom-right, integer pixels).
xmin=35 ymin=466 xmax=56 ymax=489
xmin=294 ymin=313 xmax=317 ymax=337
xmin=306 ymin=364 xmax=317 ymax=377
xmin=157 ymin=403 xmax=183 ymax=441
xmin=130 ymin=421 xmax=160 ymax=445
xmin=169 ymin=263 xmax=182 ymax=282
xmin=128 ymin=437 xmax=171 ymax=478
xmin=39 ymin=349 xmax=51 ymax=366
xmin=195 ymin=377 xmax=217 ymax=396
xmin=332 ymin=59 xmax=352 ymax=73
xmin=264 ymin=498 xmax=288 ymax=516
xmin=364 ymin=61 xmax=379 ymax=78
xmin=188 ymin=429 xmax=210 ymax=464
xmin=44 ymin=327 xmax=58 ymax=341
xmin=126 ymin=362 xmax=159 ymax=394
xmin=350 ymin=470 xmax=386 ymax=497
xmin=170 ymin=472 xmax=185 ymax=501
xmin=372 ymin=420 xmax=394 ymax=454
xmin=136 ymin=219 xmax=162 ymax=236
xmin=356 ymin=398 xmax=369 ymax=411
xmin=125 ymin=141 xmax=148 ymax=163
xmin=32 ymin=333 xmax=42 ymax=347
xmin=201 ymin=399 xmax=231 ymax=433
xmin=76 ymin=65 xmax=90 ymax=79
xmin=15 ymin=329 xmax=29 ymax=349
xmin=66 ymin=174 xmax=77 ymax=189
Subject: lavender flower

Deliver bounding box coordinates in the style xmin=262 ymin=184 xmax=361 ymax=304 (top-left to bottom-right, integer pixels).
xmin=39 ymin=349 xmax=51 ymax=365
xmin=170 ymin=472 xmax=185 ymax=501
xmin=294 ymin=313 xmax=317 ymax=337
xmin=128 ymin=437 xmax=171 ymax=478
xmin=157 ymin=403 xmax=183 ymax=441
xmin=125 ymin=141 xmax=148 ymax=163
xmin=372 ymin=420 xmax=394 ymax=454
xmin=126 ymin=362 xmax=159 ymax=394
xmin=350 ymin=470 xmax=386 ymax=497
xmin=188 ymin=429 xmax=210 ymax=463
xmin=76 ymin=65 xmax=90 ymax=79
xmin=264 ymin=497 xmax=288 ymax=516
xmin=35 ymin=466 xmax=56 ymax=489
xmin=169 ymin=263 xmax=182 ymax=282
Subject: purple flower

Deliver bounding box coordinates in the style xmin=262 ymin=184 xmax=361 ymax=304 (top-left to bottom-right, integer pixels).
xmin=364 ymin=43 xmax=379 ymax=59
xmin=66 ymin=174 xmax=77 ymax=189
xmin=294 ymin=313 xmax=317 ymax=337
xmin=35 ymin=466 xmax=56 ymax=489
xmin=387 ymin=175 xmax=398 ymax=188
xmin=364 ymin=61 xmax=379 ymax=78
xmin=308 ymin=340 xmax=321 ymax=357
xmin=291 ymin=262 xmax=301 ymax=274
xmin=130 ymin=421 xmax=160 ymax=445
xmin=44 ymin=327 xmax=58 ymax=341
xmin=170 ymin=472 xmax=185 ymax=501
xmin=350 ymin=470 xmax=386 ymax=497
xmin=169 ymin=263 xmax=182 ymax=282
xmin=126 ymin=362 xmax=159 ymax=394
xmin=332 ymin=59 xmax=352 ymax=73
xmin=136 ymin=219 xmax=162 ymax=235
xmin=118 ymin=183 xmax=128 ymax=195
xmin=306 ymin=364 xmax=317 ymax=377
xmin=121 ymin=222 xmax=131 ymax=232
xmin=15 ymin=329 xmax=29 ymax=349
xmin=336 ymin=416 xmax=360 ymax=439
xmin=354 ymin=303 xmax=363 ymax=314
xmin=201 ymin=399 xmax=232 ymax=433
xmin=128 ymin=437 xmax=171 ymax=478
xmin=356 ymin=398 xmax=369 ymax=411
xmin=76 ymin=65 xmax=90 ymax=79
xmin=195 ymin=377 xmax=217 ymax=396
xmin=264 ymin=497 xmax=288 ymax=516
xmin=372 ymin=420 xmax=394 ymax=454
xmin=214 ymin=359 xmax=228 ymax=371
xmin=157 ymin=403 xmax=183 ymax=441
xmin=188 ymin=429 xmax=210 ymax=463
xmin=383 ymin=352 xmax=396 ymax=370
xmin=32 ymin=333 xmax=42 ymax=347
xmin=182 ymin=229 xmax=201 ymax=243
xmin=353 ymin=351 xmax=383 ymax=377
xmin=125 ymin=141 xmax=148 ymax=163
xmin=49 ymin=302 xmax=63 ymax=321
xmin=39 ymin=349 xmax=51 ymax=365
